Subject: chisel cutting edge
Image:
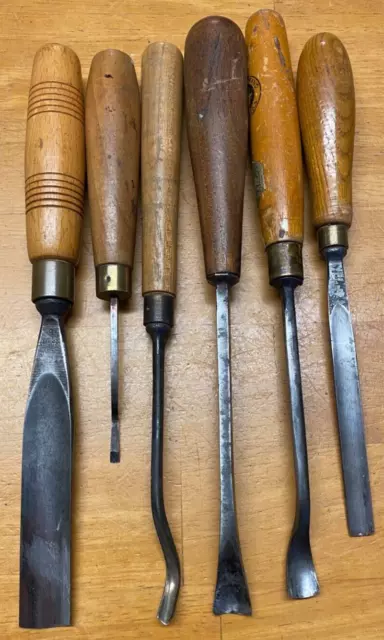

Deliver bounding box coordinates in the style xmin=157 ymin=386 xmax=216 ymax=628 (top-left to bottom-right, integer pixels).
xmin=297 ymin=33 xmax=374 ymax=537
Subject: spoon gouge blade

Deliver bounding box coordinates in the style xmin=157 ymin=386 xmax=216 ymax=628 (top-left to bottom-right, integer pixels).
xmin=297 ymin=33 xmax=374 ymax=536
xmin=185 ymin=16 xmax=251 ymax=616
xmin=20 ymin=44 xmax=85 ymax=628
xmin=141 ymin=41 xmax=183 ymax=624
xmin=86 ymin=50 xmax=140 ymax=463
xmin=246 ymin=10 xmax=319 ymax=598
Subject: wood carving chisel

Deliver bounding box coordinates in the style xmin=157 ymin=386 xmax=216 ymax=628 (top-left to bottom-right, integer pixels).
xmin=185 ymin=16 xmax=251 ymax=616
xmin=297 ymin=34 xmax=374 ymax=536
xmin=141 ymin=41 xmax=183 ymax=625
xmin=246 ymin=9 xmax=319 ymax=599
xmin=20 ymin=43 xmax=85 ymax=628
xmin=86 ymin=50 xmax=140 ymax=463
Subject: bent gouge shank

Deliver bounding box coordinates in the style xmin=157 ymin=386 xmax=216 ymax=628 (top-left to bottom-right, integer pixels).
xmin=20 ymin=44 xmax=85 ymax=628
xmin=297 ymin=34 xmax=374 ymax=537
xmin=185 ymin=16 xmax=251 ymax=616
xmin=141 ymin=41 xmax=183 ymax=625
xmin=246 ymin=10 xmax=319 ymax=598
xmin=85 ymin=50 xmax=140 ymax=463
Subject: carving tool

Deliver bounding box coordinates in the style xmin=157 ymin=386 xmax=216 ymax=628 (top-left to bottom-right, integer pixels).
xmin=141 ymin=42 xmax=183 ymax=625
xmin=20 ymin=43 xmax=85 ymax=628
xmin=297 ymin=33 xmax=374 ymax=536
xmin=86 ymin=50 xmax=140 ymax=462
xmin=246 ymin=10 xmax=319 ymax=598
xmin=185 ymin=16 xmax=251 ymax=616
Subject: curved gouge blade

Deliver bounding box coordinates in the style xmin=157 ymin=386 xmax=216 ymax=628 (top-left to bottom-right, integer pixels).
xmin=326 ymin=247 xmax=374 ymax=536
xmin=20 ymin=313 xmax=71 ymax=628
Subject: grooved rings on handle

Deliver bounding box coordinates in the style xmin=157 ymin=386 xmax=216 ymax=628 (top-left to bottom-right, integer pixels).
xmin=28 ymin=81 xmax=84 ymax=123
xmin=25 ymin=173 xmax=84 ymax=217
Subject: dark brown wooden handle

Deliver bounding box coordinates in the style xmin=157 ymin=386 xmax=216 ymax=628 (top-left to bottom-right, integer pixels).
xmin=184 ymin=16 xmax=248 ymax=285
xmin=246 ymin=10 xmax=303 ymax=247
xmin=297 ymin=33 xmax=355 ymax=229
xmin=141 ymin=42 xmax=183 ymax=296
xmin=85 ymin=49 xmax=140 ymax=267
xmin=25 ymin=44 xmax=85 ymax=264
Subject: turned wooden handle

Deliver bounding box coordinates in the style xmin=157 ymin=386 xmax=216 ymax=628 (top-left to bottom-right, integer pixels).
xmin=184 ymin=16 xmax=248 ymax=284
xmin=141 ymin=42 xmax=183 ymax=296
xmin=85 ymin=49 xmax=140 ymax=267
xmin=246 ymin=10 xmax=303 ymax=247
xmin=297 ymin=33 xmax=355 ymax=229
xmin=25 ymin=43 xmax=85 ymax=264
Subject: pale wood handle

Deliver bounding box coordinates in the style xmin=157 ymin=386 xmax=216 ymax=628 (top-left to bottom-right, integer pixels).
xmin=25 ymin=43 xmax=85 ymax=264
xmin=85 ymin=49 xmax=140 ymax=267
xmin=246 ymin=10 xmax=303 ymax=247
xmin=141 ymin=42 xmax=183 ymax=296
xmin=297 ymin=33 xmax=355 ymax=229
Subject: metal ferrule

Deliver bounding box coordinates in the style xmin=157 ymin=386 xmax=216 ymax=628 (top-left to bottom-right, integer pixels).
xmin=144 ymin=292 xmax=174 ymax=329
xmin=32 ymin=259 xmax=75 ymax=303
xmin=96 ymin=264 xmax=131 ymax=301
xmin=266 ymin=241 xmax=303 ymax=287
xmin=318 ymin=224 xmax=349 ymax=254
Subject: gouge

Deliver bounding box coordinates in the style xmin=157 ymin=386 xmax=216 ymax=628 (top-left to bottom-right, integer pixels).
xmin=185 ymin=16 xmax=251 ymax=616
xmin=86 ymin=50 xmax=140 ymax=463
xmin=297 ymin=34 xmax=374 ymax=536
xmin=246 ymin=10 xmax=319 ymax=599
xmin=141 ymin=42 xmax=183 ymax=625
xmin=20 ymin=43 xmax=85 ymax=628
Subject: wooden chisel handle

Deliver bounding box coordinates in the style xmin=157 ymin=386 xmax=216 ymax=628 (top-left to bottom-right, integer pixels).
xmin=297 ymin=33 xmax=355 ymax=234
xmin=85 ymin=50 xmax=140 ymax=300
xmin=141 ymin=42 xmax=183 ymax=297
xmin=184 ymin=16 xmax=248 ymax=286
xmin=25 ymin=44 xmax=85 ymax=266
xmin=246 ymin=10 xmax=303 ymax=266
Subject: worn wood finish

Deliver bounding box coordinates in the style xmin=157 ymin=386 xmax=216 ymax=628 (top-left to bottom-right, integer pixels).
xmin=141 ymin=42 xmax=183 ymax=296
xmin=25 ymin=44 xmax=85 ymax=264
xmin=184 ymin=16 xmax=248 ymax=283
xmin=85 ymin=49 xmax=140 ymax=267
xmin=2 ymin=2 xmax=384 ymax=639
xmin=246 ymin=10 xmax=303 ymax=247
xmin=297 ymin=33 xmax=355 ymax=229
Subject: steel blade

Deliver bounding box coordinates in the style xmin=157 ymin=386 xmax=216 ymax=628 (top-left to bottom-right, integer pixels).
xmin=110 ymin=296 xmax=120 ymax=463
xmin=19 ymin=314 xmax=72 ymax=628
xmin=213 ymin=282 xmax=251 ymax=616
xmin=326 ymin=247 xmax=374 ymax=536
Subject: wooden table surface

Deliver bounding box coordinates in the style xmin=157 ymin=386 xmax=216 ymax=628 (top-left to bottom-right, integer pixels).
xmin=1 ymin=0 xmax=384 ymax=638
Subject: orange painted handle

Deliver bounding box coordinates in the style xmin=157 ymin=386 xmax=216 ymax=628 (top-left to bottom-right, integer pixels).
xmin=25 ymin=44 xmax=85 ymax=264
xmin=297 ymin=33 xmax=355 ymax=229
xmin=246 ymin=10 xmax=303 ymax=247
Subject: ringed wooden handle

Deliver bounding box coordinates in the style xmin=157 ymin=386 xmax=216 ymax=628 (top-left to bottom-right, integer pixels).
xmin=141 ymin=42 xmax=183 ymax=296
xmin=85 ymin=49 xmax=140 ymax=268
xmin=297 ymin=33 xmax=355 ymax=229
xmin=184 ymin=16 xmax=248 ymax=285
xmin=25 ymin=44 xmax=85 ymax=264
xmin=246 ymin=10 xmax=303 ymax=247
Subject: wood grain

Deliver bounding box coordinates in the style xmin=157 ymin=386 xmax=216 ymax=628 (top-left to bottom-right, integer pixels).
xmin=1 ymin=1 xmax=384 ymax=639
xmin=184 ymin=16 xmax=248 ymax=284
xmin=297 ymin=33 xmax=355 ymax=229
xmin=246 ymin=10 xmax=303 ymax=246
xmin=25 ymin=43 xmax=85 ymax=264
xmin=85 ymin=49 xmax=140 ymax=267
xmin=141 ymin=42 xmax=183 ymax=296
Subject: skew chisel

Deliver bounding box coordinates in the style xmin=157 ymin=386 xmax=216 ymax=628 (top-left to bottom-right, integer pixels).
xmin=141 ymin=42 xmax=183 ymax=625
xmin=185 ymin=16 xmax=251 ymax=616
xmin=246 ymin=9 xmax=319 ymax=598
xmin=20 ymin=43 xmax=85 ymax=628
xmin=297 ymin=33 xmax=374 ymax=536
xmin=86 ymin=50 xmax=140 ymax=462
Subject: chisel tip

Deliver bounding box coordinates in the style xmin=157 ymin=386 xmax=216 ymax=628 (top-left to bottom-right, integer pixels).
xmin=110 ymin=450 xmax=120 ymax=464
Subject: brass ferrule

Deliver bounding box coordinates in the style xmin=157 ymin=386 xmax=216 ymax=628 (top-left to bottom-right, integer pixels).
xmin=266 ymin=241 xmax=303 ymax=286
xmin=317 ymin=224 xmax=349 ymax=254
xmin=32 ymin=259 xmax=75 ymax=303
xmin=96 ymin=264 xmax=131 ymax=301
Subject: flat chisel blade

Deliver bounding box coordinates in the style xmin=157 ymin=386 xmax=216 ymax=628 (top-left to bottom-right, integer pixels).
xmin=326 ymin=247 xmax=374 ymax=536
xmin=20 ymin=314 xmax=72 ymax=628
